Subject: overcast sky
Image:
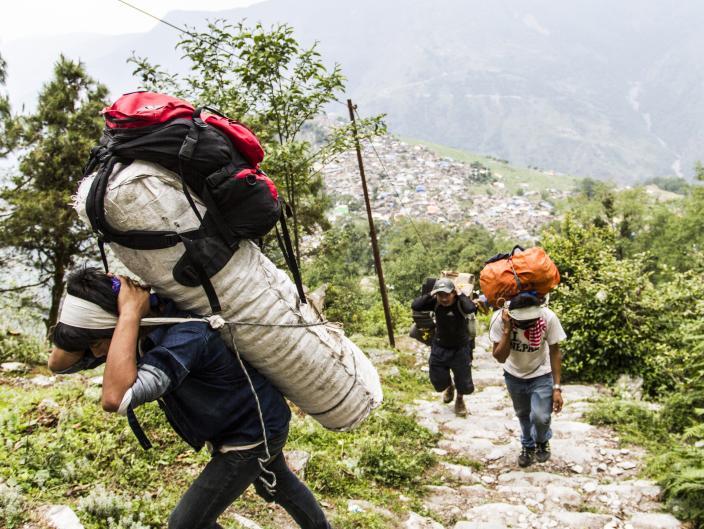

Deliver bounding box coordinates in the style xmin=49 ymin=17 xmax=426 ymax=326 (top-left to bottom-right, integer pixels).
xmin=0 ymin=0 xmax=264 ymax=42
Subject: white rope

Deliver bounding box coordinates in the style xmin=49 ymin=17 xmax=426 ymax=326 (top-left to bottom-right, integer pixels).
xmin=61 ymin=295 xmax=332 ymax=494
xmin=224 ymin=323 xmax=277 ymax=494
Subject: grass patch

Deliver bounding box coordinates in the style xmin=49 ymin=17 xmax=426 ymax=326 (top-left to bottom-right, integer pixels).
xmin=289 ymin=397 xmax=438 ymax=497
xmin=0 ymin=380 xmax=205 ymax=528
xmin=0 ymin=331 xmax=48 ymax=365
xmin=0 ymin=340 xmax=441 ymax=528
xmin=330 ymin=509 xmax=390 ymax=529
xmin=585 ymin=398 xmax=669 ymax=445
xmin=441 ymin=454 xmax=483 ymax=471
xmin=586 ymin=397 xmax=704 ymax=527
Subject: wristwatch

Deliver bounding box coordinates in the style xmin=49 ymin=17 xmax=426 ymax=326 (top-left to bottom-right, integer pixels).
xmin=553 ymin=384 xmax=562 ymax=392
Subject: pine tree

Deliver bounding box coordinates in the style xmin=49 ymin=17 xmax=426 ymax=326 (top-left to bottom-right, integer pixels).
xmin=0 ymin=56 xmax=108 ymax=331
xmin=0 ymin=52 xmax=14 ymax=155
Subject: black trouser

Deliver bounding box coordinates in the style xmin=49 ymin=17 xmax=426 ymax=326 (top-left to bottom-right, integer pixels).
xmin=428 ymin=341 xmax=475 ymax=395
xmin=168 ymin=429 xmax=331 ymax=529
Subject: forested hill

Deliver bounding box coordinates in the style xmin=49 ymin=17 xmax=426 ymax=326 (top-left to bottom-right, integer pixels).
xmin=4 ymin=0 xmax=704 ymax=182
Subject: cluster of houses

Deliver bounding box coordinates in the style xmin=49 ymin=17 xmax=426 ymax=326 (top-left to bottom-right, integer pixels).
xmin=317 ymin=135 xmax=569 ymax=242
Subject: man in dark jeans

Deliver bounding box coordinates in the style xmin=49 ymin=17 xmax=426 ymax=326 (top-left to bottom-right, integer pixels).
xmin=411 ymin=277 xmax=477 ymax=417
xmin=490 ymin=293 xmax=566 ymax=468
xmin=49 ymin=268 xmax=331 ymax=529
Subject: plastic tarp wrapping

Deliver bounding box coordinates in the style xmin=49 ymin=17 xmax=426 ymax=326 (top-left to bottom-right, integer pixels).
xmin=75 ymin=160 xmax=382 ymax=431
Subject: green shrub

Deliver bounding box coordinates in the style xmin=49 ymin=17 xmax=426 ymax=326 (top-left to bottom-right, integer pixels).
xmin=357 ymin=406 xmax=437 ymax=488
xmin=78 ymin=484 xmax=129 ymax=519
xmin=359 ymin=295 xmax=412 ymax=338
xmin=661 ymin=392 xmax=703 ymax=434
xmin=587 ymin=397 xmax=704 ymax=527
xmin=322 ymin=281 xmax=371 ymax=334
xmin=0 ymin=482 xmax=25 ymax=528
xmin=358 ymin=438 xmax=434 ymax=487
xmin=305 ymin=450 xmax=359 ymax=496
xmin=290 ymin=400 xmax=437 ymax=496
xmin=542 ymin=219 xmax=669 ymax=387
xmin=652 ymin=447 xmax=704 ymax=527
xmin=332 ymin=509 xmax=389 ymax=529
xmin=658 ymin=295 xmax=704 ymax=432
xmin=0 ymin=331 xmax=48 ymax=365
xmin=585 ymin=399 xmax=668 ymax=445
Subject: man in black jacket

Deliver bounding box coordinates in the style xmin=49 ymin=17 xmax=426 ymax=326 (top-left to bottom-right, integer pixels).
xmin=411 ymin=277 xmax=477 ymax=416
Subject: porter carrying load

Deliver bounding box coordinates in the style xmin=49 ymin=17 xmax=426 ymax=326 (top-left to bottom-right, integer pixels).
xmin=479 ymin=245 xmax=560 ymax=308
xmin=409 ymin=272 xmax=477 ymax=345
xmin=75 ymin=92 xmax=382 ymax=431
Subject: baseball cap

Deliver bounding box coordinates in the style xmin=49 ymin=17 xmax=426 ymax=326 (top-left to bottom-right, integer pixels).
xmin=508 ymin=292 xmax=542 ymax=320
xmin=431 ymin=277 xmax=455 ymax=295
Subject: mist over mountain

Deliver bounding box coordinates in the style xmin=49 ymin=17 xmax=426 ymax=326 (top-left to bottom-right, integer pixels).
xmin=3 ymin=0 xmax=703 ymax=182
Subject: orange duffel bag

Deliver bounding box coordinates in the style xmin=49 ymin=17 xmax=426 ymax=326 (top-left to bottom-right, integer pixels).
xmin=480 ymin=246 xmax=560 ymax=308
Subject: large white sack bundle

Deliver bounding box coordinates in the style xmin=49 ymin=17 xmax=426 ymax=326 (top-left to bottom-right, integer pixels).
xmin=75 ymin=160 xmax=382 ymax=431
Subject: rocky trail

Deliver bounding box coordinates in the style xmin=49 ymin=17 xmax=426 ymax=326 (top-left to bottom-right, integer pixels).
xmin=1 ymin=331 xmax=685 ymax=529
xmin=404 ymin=333 xmax=683 ymax=529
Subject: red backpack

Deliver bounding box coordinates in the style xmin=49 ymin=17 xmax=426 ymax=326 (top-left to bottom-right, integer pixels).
xmin=84 ymin=91 xmax=304 ymax=312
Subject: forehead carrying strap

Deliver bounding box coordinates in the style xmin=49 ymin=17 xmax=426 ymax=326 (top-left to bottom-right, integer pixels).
xmin=58 ymin=294 xmax=120 ymax=330
xmin=58 ymin=294 xmax=223 ymax=330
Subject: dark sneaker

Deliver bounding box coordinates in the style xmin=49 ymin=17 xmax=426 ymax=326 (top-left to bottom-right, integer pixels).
xmin=454 ymin=397 xmax=467 ymax=417
xmin=518 ymin=446 xmax=535 ymax=467
xmin=442 ymin=384 xmax=455 ymax=404
xmin=536 ymin=441 xmax=551 ymax=463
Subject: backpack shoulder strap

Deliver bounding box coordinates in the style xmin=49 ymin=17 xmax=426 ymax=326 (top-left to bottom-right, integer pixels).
xmin=275 ymin=202 xmax=307 ymax=304
xmin=85 ymin=157 xmax=184 ymax=250
xmin=456 ymin=295 xmax=475 ymax=320
xmin=126 ymin=406 xmax=152 ymax=450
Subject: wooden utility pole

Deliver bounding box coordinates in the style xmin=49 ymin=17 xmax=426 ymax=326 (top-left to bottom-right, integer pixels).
xmin=347 ymin=99 xmax=395 ymax=348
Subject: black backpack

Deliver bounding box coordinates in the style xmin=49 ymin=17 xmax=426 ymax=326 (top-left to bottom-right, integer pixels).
xmin=409 ymin=277 xmax=477 ymax=345
xmin=409 ymin=278 xmax=438 ymax=345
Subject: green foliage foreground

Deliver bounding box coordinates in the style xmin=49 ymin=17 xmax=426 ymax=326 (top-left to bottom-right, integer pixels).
xmin=553 ymin=179 xmax=704 ymax=528
xmin=587 ymin=398 xmax=704 ymax=527
xmin=0 ymin=353 xmax=440 ymax=529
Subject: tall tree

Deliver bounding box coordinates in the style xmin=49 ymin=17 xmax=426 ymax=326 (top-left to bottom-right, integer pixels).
xmin=130 ymin=20 xmax=384 ymax=260
xmin=0 ymin=52 xmax=14 ymax=155
xmin=0 ymin=56 xmax=108 ymax=331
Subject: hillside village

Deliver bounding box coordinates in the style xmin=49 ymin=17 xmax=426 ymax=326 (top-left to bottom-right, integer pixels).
xmin=318 ymin=135 xmax=570 ymax=241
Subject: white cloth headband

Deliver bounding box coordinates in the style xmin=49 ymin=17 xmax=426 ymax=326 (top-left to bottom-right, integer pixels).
xmin=59 ymin=294 xmax=121 ymax=329
xmin=58 ymin=294 xmax=214 ymax=330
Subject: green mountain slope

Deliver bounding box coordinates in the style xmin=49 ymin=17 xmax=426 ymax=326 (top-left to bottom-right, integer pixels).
xmin=403 ymin=137 xmax=581 ymax=194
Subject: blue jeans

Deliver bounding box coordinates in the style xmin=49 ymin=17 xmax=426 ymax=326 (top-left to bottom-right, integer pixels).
xmin=503 ymin=371 xmax=553 ymax=448
xmin=168 ymin=430 xmax=331 ymax=529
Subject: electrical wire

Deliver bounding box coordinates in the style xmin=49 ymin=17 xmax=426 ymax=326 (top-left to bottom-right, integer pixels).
xmin=116 ymin=0 xmax=431 ymax=253
xmin=115 ymin=0 xmax=349 ymax=109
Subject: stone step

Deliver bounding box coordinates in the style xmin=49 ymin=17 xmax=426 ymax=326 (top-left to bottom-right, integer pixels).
xmin=548 ymin=511 xmax=618 ymax=529
xmin=454 ymin=522 xmax=508 ymax=529
xmin=627 ymin=512 xmax=682 ymax=529
xmin=460 ymin=502 xmax=535 ymax=526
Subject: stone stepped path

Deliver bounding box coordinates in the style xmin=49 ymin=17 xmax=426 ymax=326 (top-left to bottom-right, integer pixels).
xmin=408 ymin=334 xmax=682 ymax=529
xmin=4 ymin=335 xmax=684 ymax=529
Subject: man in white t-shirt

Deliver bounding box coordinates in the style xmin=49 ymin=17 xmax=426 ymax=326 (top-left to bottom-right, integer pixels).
xmin=490 ymin=292 xmax=567 ymax=467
